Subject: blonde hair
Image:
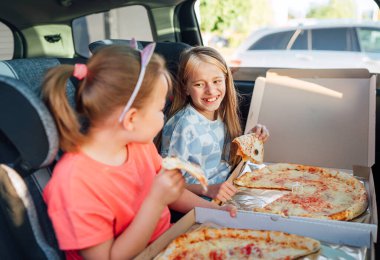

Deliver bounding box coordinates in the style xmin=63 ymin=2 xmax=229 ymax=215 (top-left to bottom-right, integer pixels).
xmin=168 ymin=46 xmax=242 ymax=166
xmin=42 ymin=45 xmax=170 ymax=152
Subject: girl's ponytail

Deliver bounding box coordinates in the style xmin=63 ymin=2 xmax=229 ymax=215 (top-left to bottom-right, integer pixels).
xmin=42 ymin=65 xmax=85 ymax=152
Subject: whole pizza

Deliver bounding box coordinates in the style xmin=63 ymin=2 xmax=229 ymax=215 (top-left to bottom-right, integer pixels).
xmin=234 ymin=163 xmax=368 ymax=220
xmin=155 ymin=227 xmax=320 ymax=260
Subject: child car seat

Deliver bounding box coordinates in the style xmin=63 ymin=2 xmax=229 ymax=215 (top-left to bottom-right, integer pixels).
xmin=0 ymin=75 xmax=64 ymax=259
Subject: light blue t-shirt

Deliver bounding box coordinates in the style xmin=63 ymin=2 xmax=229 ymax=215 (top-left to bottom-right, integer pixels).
xmin=161 ymin=104 xmax=231 ymax=185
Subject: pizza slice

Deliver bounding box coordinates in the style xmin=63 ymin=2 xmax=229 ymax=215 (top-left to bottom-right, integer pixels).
xmin=162 ymin=157 xmax=208 ymax=192
xmin=155 ymin=227 xmax=321 ymax=259
xmin=232 ymin=133 xmax=264 ymax=164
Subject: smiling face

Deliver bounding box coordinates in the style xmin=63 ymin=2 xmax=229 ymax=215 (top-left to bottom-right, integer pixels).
xmin=186 ymin=61 xmax=226 ymax=120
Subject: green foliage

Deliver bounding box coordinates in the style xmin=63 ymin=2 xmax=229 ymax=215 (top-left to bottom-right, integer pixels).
xmin=199 ymin=0 xmax=273 ymax=47
xmin=199 ymin=0 xmax=251 ymax=33
xmin=307 ymin=0 xmax=356 ymax=19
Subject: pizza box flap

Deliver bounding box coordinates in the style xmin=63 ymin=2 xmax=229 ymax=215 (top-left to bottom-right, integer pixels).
xmin=134 ymin=211 xmax=196 ymax=260
xmin=245 ymin=68 xmax=376 ymax=170
xmin=195 ymin=207 xmax=377 ymax=247
xmin=135 ymin=207 xmax=376 ymax=260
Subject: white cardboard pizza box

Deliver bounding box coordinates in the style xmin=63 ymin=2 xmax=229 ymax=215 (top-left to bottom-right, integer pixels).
xmin=245 ymin=69 xmax=375 ymax=170
xmin=239 ymin=68 xmax=377 ymax=251
xmin=136 ymin=69 xmax=378 ymax=259
xmin=135 ymin=207 xmax=375 ymax=260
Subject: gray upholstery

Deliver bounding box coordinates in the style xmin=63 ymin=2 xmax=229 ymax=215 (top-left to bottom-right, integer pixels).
xmin=0 ymin=76 xmax=59 ymax=169
xmin=0 ymin=59 xmax=60 ymax=94
xmin=0 ymin=164 xmax=60 ymax=259
xmin=0 ymin=56 xmax=86 ymax=259
xmin=0 ymin=75 xmax=64 ymax=259
xmin=0 ymin=58 xmax=77 ymax=108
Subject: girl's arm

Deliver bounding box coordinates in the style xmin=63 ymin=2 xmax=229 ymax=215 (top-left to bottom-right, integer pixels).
xmin=169 ymin=188 xmax=237 ymax=217
xmin=186 ymin=182 xmax=237 ymax=202
xmin=80 ymin=170 xmax=184 ymax=260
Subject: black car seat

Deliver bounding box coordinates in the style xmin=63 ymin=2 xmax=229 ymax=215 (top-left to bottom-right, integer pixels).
xmin=88 ymin=39 xmax=191 ymax=78
xmin=0 ymin=75 xmax=64 ymax=259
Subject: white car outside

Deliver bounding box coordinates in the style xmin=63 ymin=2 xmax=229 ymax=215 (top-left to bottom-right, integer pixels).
xmin=231 ymin=21 xmax=380 ymax=73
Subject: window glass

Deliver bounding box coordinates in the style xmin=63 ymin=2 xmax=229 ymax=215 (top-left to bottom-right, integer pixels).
xmin=358 ymin=27 xmax=380 ymax=53
xmin=291 ymin=30 xmax=308 ymax=50
xmin=0 ymin=22 xmax=14 ymax=60
xmin=73 ymin=5 xmax=153 ymax=58
xmin=311 ymin=28 xmax=351 ymax=51
xmin=196 ymin=0 xmax=379 ymax=68
xmin=248 ymin=31 xmax=295 ymax=50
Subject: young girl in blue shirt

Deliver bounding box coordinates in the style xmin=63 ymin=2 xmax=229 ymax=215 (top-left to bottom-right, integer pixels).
xmin=161 ymin=46 xmax=269 ymax=203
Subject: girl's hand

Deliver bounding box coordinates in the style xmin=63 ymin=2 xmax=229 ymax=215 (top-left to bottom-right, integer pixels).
xmin=206 ymin=182 xmax=237 ymax=202
xmin=150 ymin=169 xmax=185 ymax=207
xmin=219 ymin=204 xmax=237 ymax=218
xmin=250 ymin=124 xmax=269 ymax=142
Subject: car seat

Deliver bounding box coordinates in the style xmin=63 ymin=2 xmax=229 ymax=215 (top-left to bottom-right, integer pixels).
xmin=0 ymin=57 xmax=87 ymax=108
xmin=88 ymin=39 xmax=191 ymax=78
xmin=0 ymin=75 xmax=64 ymax=259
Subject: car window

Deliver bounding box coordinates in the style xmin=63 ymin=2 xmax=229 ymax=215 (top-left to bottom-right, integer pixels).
xmin=291 ymin=30 xmax=308 ymax=50
xmin=311 ymin=28 xmax=354 ymax=51
xmin=73 ymin=5 xmax=153 ymax=58
xmin=248 ymin=30 xmax=295 ymax=50
xmin=0 ymin=21 xmax=14 ymax=60
xmin=358 ymin=27 xmax=380 ymax=53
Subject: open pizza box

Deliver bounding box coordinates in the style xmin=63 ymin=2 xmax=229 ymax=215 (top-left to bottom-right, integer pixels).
xmin=135 ymin=207 xmax=375 ymax=259
xmin=136 ymin=69 xmax=377 ymax=259
xmin=227 ymin=69 xmax=378 ymax=247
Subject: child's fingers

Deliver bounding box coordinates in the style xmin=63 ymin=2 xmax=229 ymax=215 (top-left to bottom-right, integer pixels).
xmin=217 ymin=189 xmax=235 ymax=202
xmin=254 ymin=124 xmax=263 ymax=136
xmin=224 ymin=182 xmax=238 ymax=193
xmin=169 ymin=171 xmax=185 ymax=190
xmin=216 ymin=191 xmax=230 ymax=203
xmin=159 ymin=170 xmax=184 ymax=188
xmin=220 ymin=204 xmax=237 ymax=218
xmin=222 ymin=185 xmax=236 ymax=198
xmin=260 ymin=125 xmax=270 ymax=142
xmin=253 ymin=124 xmax=269 ymax=142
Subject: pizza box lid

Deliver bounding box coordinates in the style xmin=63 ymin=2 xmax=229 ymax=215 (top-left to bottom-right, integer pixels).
xmin=244 ymin=68 xmax=376 ymax=170
xmin=134 ymin=207 xmax=376 ymax=259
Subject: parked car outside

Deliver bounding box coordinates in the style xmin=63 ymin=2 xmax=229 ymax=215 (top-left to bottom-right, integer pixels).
xmin=230 ymin=20 xmax=380 ymax=73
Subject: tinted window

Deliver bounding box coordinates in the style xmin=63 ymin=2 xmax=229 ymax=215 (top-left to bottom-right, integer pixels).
xmin=311 ymin=28 xmax=353 ymax=51
xmin=291 ymin=30 xmax=308 ymax=50
xmin=248 ymin=30 xmax=295 ymax=50
xmin=73 ymin=5 xmax=153 ymax=57
xmin=357 ymin=27 xmax=380 ymax=53
xmin=0 ymin=22 xmax=14 ymax=60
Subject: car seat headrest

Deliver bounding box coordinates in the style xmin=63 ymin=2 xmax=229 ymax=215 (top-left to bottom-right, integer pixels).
xmin=89 ymin=39 xmax=191 ymax=76
xmin=89 ymin=39 xmax=144 ymax=53
xmin=0 ymin=76 xmax=59 ymax=174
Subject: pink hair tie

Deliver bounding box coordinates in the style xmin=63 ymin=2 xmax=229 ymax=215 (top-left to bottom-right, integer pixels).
xmin=73 ymin=63 xmax=88 ymax=80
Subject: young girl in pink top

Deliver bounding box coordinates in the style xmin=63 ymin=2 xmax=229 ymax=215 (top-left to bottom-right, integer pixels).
xmin=42 ymin=44 xmax=235 ymax=260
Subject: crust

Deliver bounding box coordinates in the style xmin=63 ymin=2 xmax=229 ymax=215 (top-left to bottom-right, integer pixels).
xmin=232 ymin=133 xmax=264 ymax=164
xmin=162 ymin=157 xmax=208 ymax=191
xmin=155 ymin=227 xmax=321 ymax=259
